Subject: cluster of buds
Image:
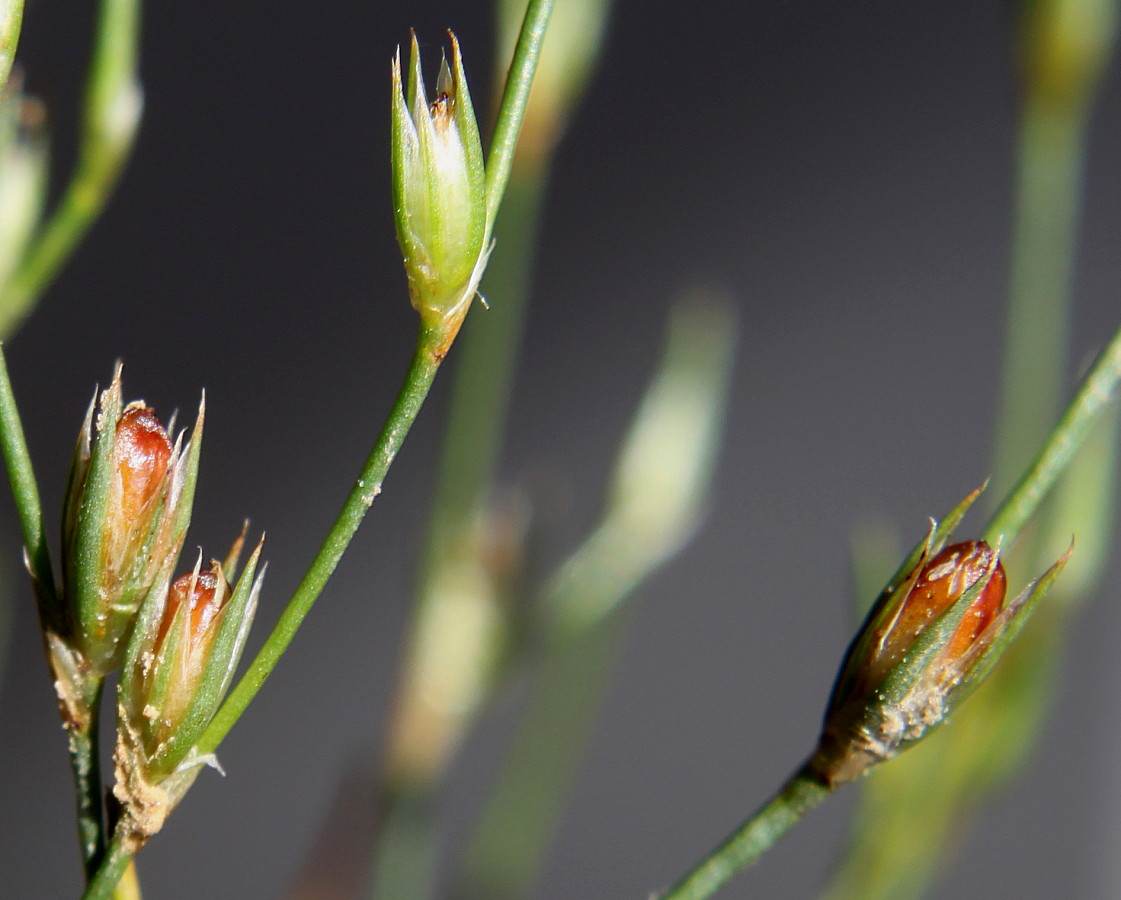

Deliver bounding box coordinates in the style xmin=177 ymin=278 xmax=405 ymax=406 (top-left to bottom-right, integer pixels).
xmin=810 ymin=491 xmax=1069 ymax=787
xmin=391 ymin=31 xmax=489 ymax=346
xmin=32 ymin=367 xmax=264 ymax=849
xmin=114 ymin=538 xmax=264 ymax=847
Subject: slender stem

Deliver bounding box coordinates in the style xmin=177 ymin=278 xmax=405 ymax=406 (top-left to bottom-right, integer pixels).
xmin=367 ymin=785 xmax=441 ymax=900
xmin=984 ymin=322 xmax=1121 ymax=547
xmin=484 ymin=0 xmax=556 ymax=226
xmin=0 ymin=344 xmax=54 ymax=602
xmin=82 ymin=833 xmax=134 ymax=900
xmin=990 ymin=103 xmax=1089 ymax=499
xmin=658 ymin=763 xmax=830 ymax=900
xmin=111 ymin=861 xmax=142 ymax=900
xmin=69 ymin=675 xmax=107 ymax=880
xmin=0 ymin=0 xmax=23 ymax=93
xmin=0 ymin=0 xmax=141 ymax=338
xmin=454 ymin=615 xmax=623 ymax=900
xmin=196 ymin=325 xmax=446 ymax=756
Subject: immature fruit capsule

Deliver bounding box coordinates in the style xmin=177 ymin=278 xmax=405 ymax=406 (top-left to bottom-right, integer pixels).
xmin=114 ymin=539 xmax=264 ymax=847
xmin=813 ymin=538 xmax=1010 ymax=787
xmin=854 ymin=541 xmax=1007 ymax=698
xmin=59 ymin=369 xmax=203 ymax=675
xmin=142 ymin=565 xmax=234 ymax=754
xmin=105 ymin=406 xmax=174 ymax=579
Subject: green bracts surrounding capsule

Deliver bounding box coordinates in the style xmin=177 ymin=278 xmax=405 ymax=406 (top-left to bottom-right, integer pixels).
xmin=61 ymin=370 xmax=204 ymax=674
xmin=147 ymin=546 xmax=264 ymax=777
xmin=391 ymin=32 xmax=488 ymax=330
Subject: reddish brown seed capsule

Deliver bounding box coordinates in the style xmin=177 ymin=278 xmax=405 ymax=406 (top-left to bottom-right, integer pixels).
xmin=113 ymin=405 xmax=173 ymax=527
xmin=157 ymin=566 xmax=230 ymax=661
xmin=862 ymin=540 xmax=1007 ymax=691
xmin=141 ymin=563 xmax=234 ymax=751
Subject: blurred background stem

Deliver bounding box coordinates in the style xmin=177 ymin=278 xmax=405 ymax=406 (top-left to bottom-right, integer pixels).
xmin=452 ymin=297 xmax=736 ymax=900
xmin=0 ymin=0 xmax=142 ymax=338
xmin=451 ymin=613 xmax=625 ymax=900
xmin=991 ymin=102 xmax=1088 ymax=500
xmin=822 ymin=3 xmax=1120 ymax=898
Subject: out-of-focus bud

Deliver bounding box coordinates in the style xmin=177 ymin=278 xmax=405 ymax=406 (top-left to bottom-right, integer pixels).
xmin=0 ymin=2 xmax=23 ymax=94
xmin=59 ymin=367 xmax=203 ymax=675
xmin=114 ymin=539 xmax=263 ymax=847
xmin=391 ymin=31 xmax=488 ymax=338
xmin=0 ymin=73 xmax=46 ymax=299
xmin=1019 ymin=0 xmax=1119 ymax=109
xmin=811 ymin=501 xmax=1070 ymax=787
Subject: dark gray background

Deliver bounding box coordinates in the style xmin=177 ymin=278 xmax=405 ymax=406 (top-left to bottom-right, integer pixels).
xmin=2 ymin=1 xmax=1121 ymax=897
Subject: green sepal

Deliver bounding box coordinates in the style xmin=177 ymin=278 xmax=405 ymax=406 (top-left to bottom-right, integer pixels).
xmin=156 ymin=394 xmax=205 ymax=576
xmin=448 ymin=32 xmax=486 ymax=249
xmin=71 ymin=365 xmax=122 ymax=653
xmin=948 ymin=544 xmax=1072 ymax=709
xmin=139 ymin=584 xmax=189 ymax=749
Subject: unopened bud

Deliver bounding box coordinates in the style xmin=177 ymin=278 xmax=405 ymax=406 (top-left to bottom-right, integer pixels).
xmin=813 ymin=536 xmax=1014 ymax=786
xmin=391 ymin=31 xmax=488 ymax=335
xmin=60 ymin=368 xmax=202 ymax=674
xmin=1019 ymin=0 xmax=1118 ymax=108
xmin=114 ymin=539 xmax=264 ymax=846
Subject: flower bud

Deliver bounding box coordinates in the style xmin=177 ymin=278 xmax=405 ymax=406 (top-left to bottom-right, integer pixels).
xmin=813 ymin=535 xmax=1013 ymax=787
xmin=1019 ymin=0 xmax=1118 ymax=109
xmin=0 ymin=74 xmax=47 ymax=302
xmin=391 ymin=31 xmax=488 ymax=334
xmin=114 ymin=539 xmax=263 ymax=845
xmin=60 ymin=367 xmax=203 ymax=675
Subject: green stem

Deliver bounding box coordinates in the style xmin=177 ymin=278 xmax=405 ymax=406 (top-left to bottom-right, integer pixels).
xmin=484 ymin=0 xmax=555 ymax=227
xmin=367 ymin=785 xmax=440 ymax=900
xmin=0 ymin=0 xmax=23 ymax=93
xmin=658 ymin=763 xmax=831 ymax=900
xmin=0 ymin=344 xmax=54 ymax=603
xmin=82 ymin=833 xmax=134 ymax=900
xmin=454 ymin=614 xmax=624 ymax=900
xmin=196 ymin=325 xmax=446 ymax=757
xmin=983 ymin=322 xmax=1121 ymax=547
xmin=366 ymin=164 xmax=547 ymax=900
xmin=990 ymin=102 xmax=1090 ymax=498
xmin=70 ymin=675 xmax=106 ymax=880
xmin=0 ymin=0 xmax=141 ymax=338
xmin=453 ymin=297 xmax=736 ymax=897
